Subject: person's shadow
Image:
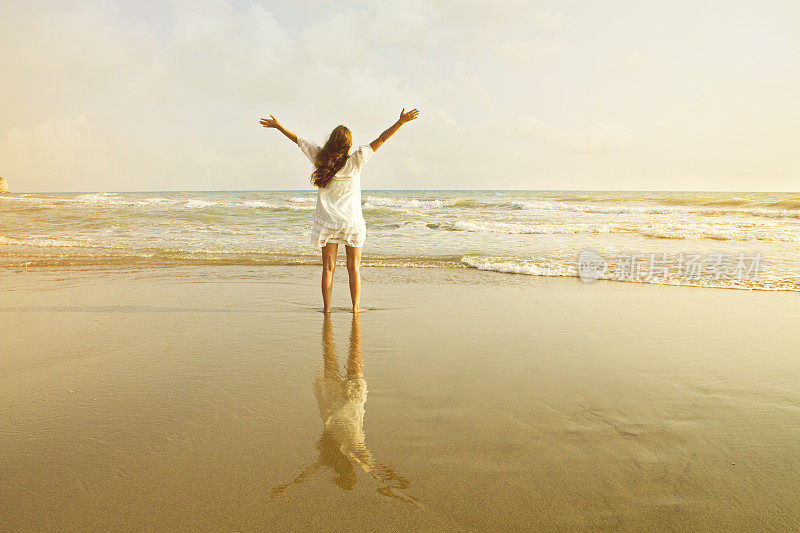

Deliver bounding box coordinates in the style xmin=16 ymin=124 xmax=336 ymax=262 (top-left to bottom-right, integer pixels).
xmin=270 ymin=314 xmax=418 ymax=505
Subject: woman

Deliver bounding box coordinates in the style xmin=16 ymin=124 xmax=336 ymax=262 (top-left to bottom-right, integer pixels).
xmin=259 ymin=108 xmax=419 ymax=313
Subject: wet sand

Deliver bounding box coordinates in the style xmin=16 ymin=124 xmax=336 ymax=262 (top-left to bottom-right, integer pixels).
xmin=1 ymin=265 xmax=799 ymax=530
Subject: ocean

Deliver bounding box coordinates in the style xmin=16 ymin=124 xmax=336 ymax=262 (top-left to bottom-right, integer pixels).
xmin=2 ymin=190 xmax=799 ymax=291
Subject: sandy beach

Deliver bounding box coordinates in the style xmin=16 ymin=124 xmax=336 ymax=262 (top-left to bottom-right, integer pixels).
xmin=2 ymin=264 xmax=798 ymax=530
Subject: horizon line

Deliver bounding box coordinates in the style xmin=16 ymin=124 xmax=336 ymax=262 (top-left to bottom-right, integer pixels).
xmin=5 ymin=188 xmax=800 ymax=194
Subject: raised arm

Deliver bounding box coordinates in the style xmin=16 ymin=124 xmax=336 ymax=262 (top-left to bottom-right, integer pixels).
xmin=259 ymin=114 xmax=299 ymax=145
xmin=369 ymin=108 xmax=419 ymax=152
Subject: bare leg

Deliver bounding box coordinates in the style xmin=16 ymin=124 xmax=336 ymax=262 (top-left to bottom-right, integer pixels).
xmin=345 ymin=245 xmax=363 ymax=313
xmin=321 ymin=243 xmax=338 ymax=312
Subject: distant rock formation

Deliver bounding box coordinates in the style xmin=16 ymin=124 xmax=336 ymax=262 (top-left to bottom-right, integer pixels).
xmin=0 ymin=177 xmax=7 ymax=193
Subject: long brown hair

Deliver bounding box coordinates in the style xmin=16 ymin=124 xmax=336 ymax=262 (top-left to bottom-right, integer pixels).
xmin=311 ymin=125 xmax=352 ymax=188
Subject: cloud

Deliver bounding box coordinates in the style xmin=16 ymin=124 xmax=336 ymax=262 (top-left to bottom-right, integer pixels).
xmin=170 ymin=3 xmax=291 ymax=100
xmin=404 ymin=156 xmax=430 ymax=176
xmin=0 ymin=0 xmax=796 ymax=191
xmin=625 ymin=51 xmax=647 ymax=68
xmin=532 ymin=9 xmax=573 ymax=31
xmin=437 ymin=110 xmax=459 ymax=128
xmin=519 ymin=116 xmax=634 ymax=152
xmin=494 ymin=39 xmax=569 ymax=67
xmin=1 ymin=115 xmax=110 ymax=191
xmin=1 ymin=0 xmax=479 ymax=191
xmin=299 ymin=12 xmax=365 ymax=68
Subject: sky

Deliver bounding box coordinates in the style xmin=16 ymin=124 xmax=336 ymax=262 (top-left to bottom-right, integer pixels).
xmin=1 ymin=0 xmax=798 ymax=192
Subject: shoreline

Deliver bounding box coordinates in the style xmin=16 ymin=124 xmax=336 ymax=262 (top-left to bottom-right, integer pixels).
xmin=4 ymin=189 xmax=800 ymax=294
xmin=3 ymin=261 xmax=799 ymax=293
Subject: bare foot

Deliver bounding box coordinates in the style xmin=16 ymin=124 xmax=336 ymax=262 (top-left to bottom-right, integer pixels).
xmin=352 ymin=306 xmax=368 ymax=313
xmin=322 ymin=307 xmax=332 ymax=313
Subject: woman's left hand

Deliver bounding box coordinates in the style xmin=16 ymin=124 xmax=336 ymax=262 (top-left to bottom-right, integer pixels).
xmin=259 ymin=115 xmax=281 ymax=129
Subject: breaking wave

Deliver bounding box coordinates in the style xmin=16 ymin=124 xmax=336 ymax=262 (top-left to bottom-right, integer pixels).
xmin=3 ymin=190 xmax=800 ymax=292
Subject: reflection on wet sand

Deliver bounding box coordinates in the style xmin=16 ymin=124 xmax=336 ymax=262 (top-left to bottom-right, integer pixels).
xmin=271 ymin=314 xmax=418 ymax=505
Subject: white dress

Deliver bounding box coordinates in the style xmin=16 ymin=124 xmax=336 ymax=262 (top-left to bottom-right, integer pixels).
xmin=297 ymin=137 xmax=373 ymax=248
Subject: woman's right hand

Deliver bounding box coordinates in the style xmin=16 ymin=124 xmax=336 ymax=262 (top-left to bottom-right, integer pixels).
xmin=399 ymin=108 xmax=419 ymax=124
